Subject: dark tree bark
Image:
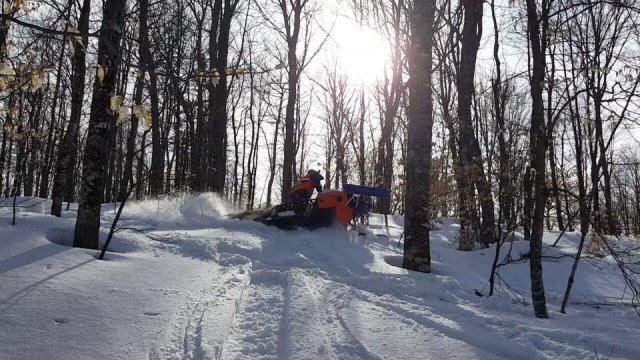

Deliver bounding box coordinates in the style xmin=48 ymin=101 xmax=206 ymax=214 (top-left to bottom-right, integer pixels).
xmin=456 ymin=0 xmax=496 ymax=249
xmin=189 ymin=5 xmax=207 ymax=192
xmin=280 ymin=0 xmax=306 ymax=202
xmin=373 ymin=0 xmax=405 ymax=215
xmin=208 ymin=0 xmax=239 ymax=193
xmin=525 ymin=0 xmax=549 ymax=319
xmin=25 ymin=91 xmax=45 ymax=197
xmin=357 ymin=86 xmax=366 ymax=185
xmin=12 ymin=95 xmax=26 ymax=196
xmin=38 ymin=5 xmax=72 ymax=199
xmin=265 ymin=81 xmax=285 ymax=207
xmin=548 ymin=139 xmax=564 ymax=230
xmin=403 ymin=0 xmax=435 ymax=273
xmin=73 ymin=0 xmax=127 ymax=249
xmin=147 ymin=56 xmax=164 ymax=196
xmin=52 ymin=0 xmax=90 ymax=216
xmin=118 ymin=73 xmax=142 ymax=201
xmin=490 ymin=0 xmax=512 ymax=227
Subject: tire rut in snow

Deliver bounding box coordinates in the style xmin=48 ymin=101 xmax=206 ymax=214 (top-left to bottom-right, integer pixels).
xmin=347 ymin=289 xmax=528 ymax=359
xmin=220 ymin=266 xmax=366 ymax=360
xmin=148 ymin=265 xmax=250 ymax=360
xmin=220 ymin=268 xmax=287 ymax=360
xmin=301 ymin=272 xmax=381 ymax=360
xmin=319 ymin=275 xmax=518 ymax=360
xmin=279 ymin=270 xmax=334 ymax=360
xmin=337 ymin=296 xmax=503 ymax=360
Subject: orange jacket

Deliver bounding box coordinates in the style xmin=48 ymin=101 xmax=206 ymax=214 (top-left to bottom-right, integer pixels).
xmin=289 ymin=175 xmax=315 ymax=196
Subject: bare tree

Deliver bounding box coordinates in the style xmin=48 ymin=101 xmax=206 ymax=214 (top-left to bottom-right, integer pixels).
xmin=525 ymin=0 xmax=549 ymax=319
xmin=403 ymin=0 xmax=435 ymax=273
xmin=51 ymin=0 xmax=91 ymax=217
xmin=74 ymin=0 xmax=127 ymax=249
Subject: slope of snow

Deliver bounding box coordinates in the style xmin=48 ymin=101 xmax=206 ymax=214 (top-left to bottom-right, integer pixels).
xmin=1 ymin=195 xmax=639 ymax=359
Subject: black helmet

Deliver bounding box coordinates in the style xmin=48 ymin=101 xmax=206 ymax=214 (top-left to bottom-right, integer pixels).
xmin=307 ymin=169 xmax=324 ymax=180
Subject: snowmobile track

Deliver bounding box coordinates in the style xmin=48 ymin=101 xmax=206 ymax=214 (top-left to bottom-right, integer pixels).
xmin=219 ymin=267 xmax=287 ymax=360
xmin=149 ymin=265 xmax=250 ymax=360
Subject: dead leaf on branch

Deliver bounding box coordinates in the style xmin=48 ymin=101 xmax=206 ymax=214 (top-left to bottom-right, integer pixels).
xmin=97 ymin=66 xmax=105 ymax=83
xmin=117 ymin=106 xmax=128 ymax=124
xmin=110 ymin=95 xmax=123 ymax=113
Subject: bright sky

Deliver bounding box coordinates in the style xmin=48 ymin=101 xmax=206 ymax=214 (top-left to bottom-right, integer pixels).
xmin=330 ymin=17 xmax=391 ymax=85
xmin=311 ymin=0 xmax=392 ymax=87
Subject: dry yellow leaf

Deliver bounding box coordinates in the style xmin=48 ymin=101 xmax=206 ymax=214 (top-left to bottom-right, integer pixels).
xmin=117 ymin=106 xmax=129 ymax=124
xmin=132 ymin=104 xmax=147 ymax=120
xmin=97 ymin=66 xmax=105 ymax=82
xmin=110 ymin=95 xmax=123 ymax=112
xmin=67 ymin=38 xmax=75 ymax=57
xmin=144 ymin=114 xmax=152 ymax=130
xmin=0 ymin=62 xmax=14 ymax=76
xmin=30 ymin=73 xmax=43 ymax=92
xmin=15 ymin=0 xmax=28 ymax=12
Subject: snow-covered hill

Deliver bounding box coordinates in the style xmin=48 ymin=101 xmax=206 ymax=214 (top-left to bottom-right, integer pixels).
xmin=1 ymin=194 xmax=639 ymax=359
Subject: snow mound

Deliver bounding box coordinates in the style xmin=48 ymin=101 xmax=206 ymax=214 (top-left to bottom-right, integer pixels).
xmin=0 ymin=197 xmax=52 ymax=216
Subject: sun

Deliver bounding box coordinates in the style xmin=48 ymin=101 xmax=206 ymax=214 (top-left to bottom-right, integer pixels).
xmin=334 ymin=20 xmax=390 ymax=85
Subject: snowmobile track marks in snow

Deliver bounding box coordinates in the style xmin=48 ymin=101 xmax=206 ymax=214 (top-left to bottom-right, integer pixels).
xmin=297 ymin=272 xmax=380 ymax=360
xmin=149 ymin=265 xmax=250 ymax=360
xmin=219 ymin=268 xmax=287 ymax=360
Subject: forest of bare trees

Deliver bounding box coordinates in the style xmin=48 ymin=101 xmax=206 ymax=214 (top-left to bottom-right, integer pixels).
xmin=1 ymin=0 xmax=640 ymax=318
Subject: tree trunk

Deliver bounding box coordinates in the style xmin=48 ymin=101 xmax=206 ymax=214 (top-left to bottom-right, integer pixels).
xmin=52 ymin=0 xmax=91 ymax=216
xmin=148 ymin=67 xmax=164 ymax=195
xmin=118 ymin=84 xmax=141 ymax=202
xmin=208 ymin=0 xmax=237 ymax=193
xmin=403 ymin=0 xmax=435 ymax=273
xmin=525 ymin=0 xmax=549 ymax=319
xmin=456 ymin=0 xmax=496 ymax=247
xmin=190 ymin=11 xmax=206 ymax=192
xmin=266 ymin=85 xmax=284 ymax=207
xmin=74 ymin=0 xmax=127 ymax=249
xmin=548 ymin=139 xmax=564 ymax=230
xmin=281 ymin=1 xmax=302 ymax=202
xmin=358 ymin=86 xmax=366 ymax=185
xmin=281 ymin=37 xmax=298 ymax=203
xmin=39 ymin=5 xmax=72 ymax=199
xmin=490 ymin=0 xmax=511 ymax=227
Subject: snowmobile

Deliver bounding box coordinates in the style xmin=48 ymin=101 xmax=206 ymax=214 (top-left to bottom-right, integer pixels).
xmin=229 ymin=184 xmax=390 ymax=230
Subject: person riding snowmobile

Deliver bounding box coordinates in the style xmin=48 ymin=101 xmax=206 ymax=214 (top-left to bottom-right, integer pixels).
xmin=289 ymin=169 xmax=324 ymax=204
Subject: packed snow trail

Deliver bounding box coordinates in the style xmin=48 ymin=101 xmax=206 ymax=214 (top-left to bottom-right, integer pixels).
xmin=1 ymin=195 xmax=639 ymax=359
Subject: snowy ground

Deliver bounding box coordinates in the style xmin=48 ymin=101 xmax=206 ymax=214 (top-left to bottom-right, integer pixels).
xmin=1 ymin=194 xmax=639 ymax=360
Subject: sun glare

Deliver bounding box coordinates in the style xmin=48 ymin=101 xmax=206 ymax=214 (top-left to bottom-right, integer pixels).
xmin=334 ymin=21 xmax=390 ymax=85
